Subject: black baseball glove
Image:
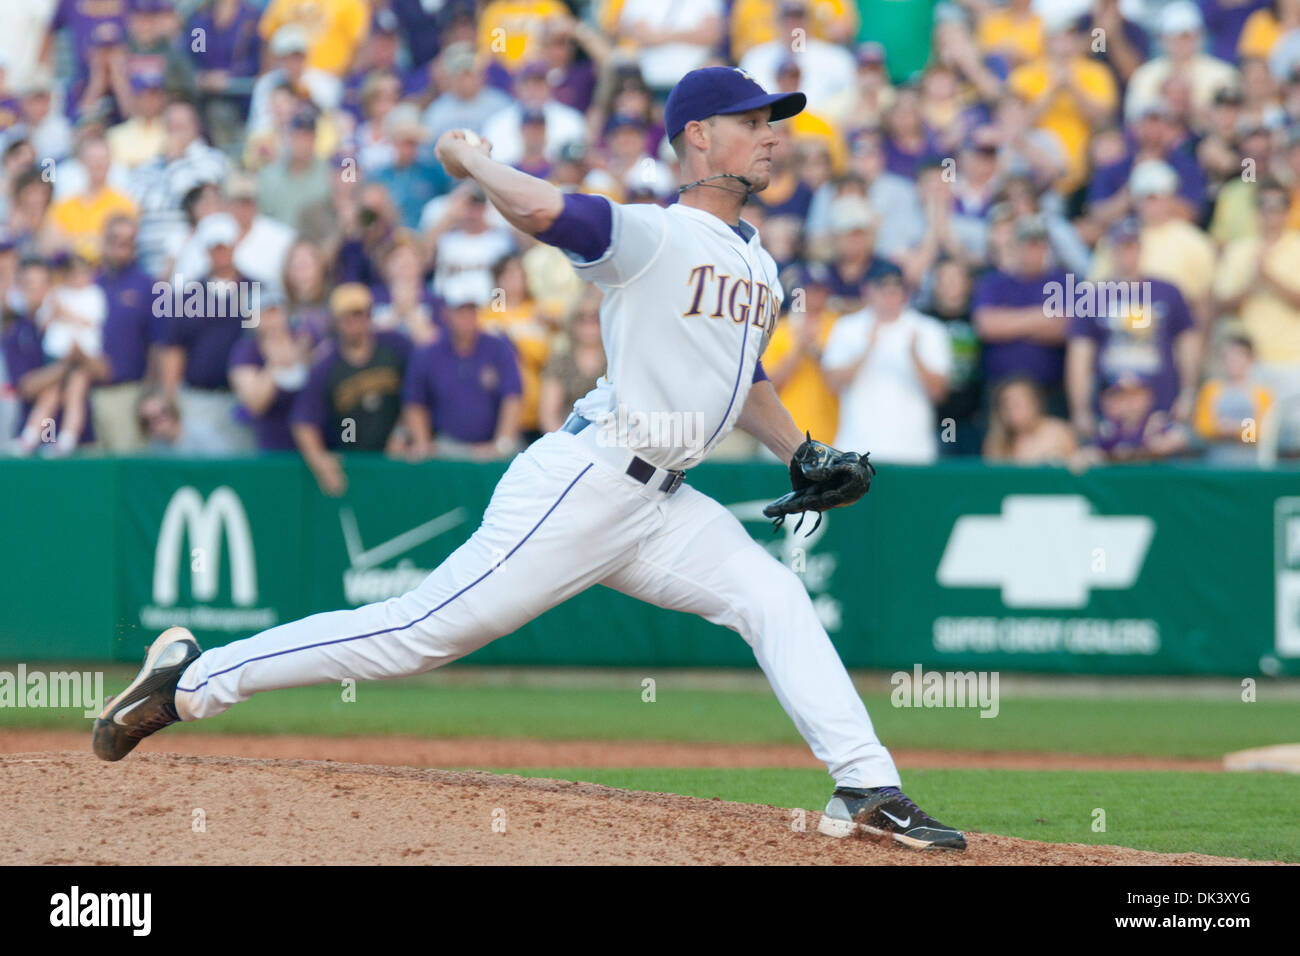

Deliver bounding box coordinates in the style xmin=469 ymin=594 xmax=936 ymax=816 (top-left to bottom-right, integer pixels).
xmin=762 ymin=433 xmax=875 ymax=534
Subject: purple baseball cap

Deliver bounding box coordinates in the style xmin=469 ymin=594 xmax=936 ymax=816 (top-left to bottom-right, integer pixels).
xmin=664 ymin=67 xmax=805 ymax=143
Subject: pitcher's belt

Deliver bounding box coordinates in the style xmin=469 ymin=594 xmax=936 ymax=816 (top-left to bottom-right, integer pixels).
xmin=561 ymin=414 xmax=685 ymax=495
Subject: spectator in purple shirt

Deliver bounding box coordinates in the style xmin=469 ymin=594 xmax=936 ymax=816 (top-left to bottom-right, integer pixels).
xmin=90 ymin=214 xmax=165 ymax=451
xmin=387 ymin=0 xmax=442 ymax=70
xmin=228 ymin=291 xmax=316 ymax=452
xmin=402 ymin=273 xmax=522 ymax=460
xmin=336 ymin=182 xmax=397 ymax=289
xmin=339 ymin=9 xmax=426 ymax=124
xmin=972 ymin=215 xmax=1071 ymax=413
xmin=1065 ymin=218 xmax=1200 ymax=441
xmin=1198 ymin=0 xmax=1272 ymax=64
xmin=882 ymin=87 xmax=941 ymax=180
xmin=159 ymin=214 xmax=256 ymax=453
xmin=1078 ymin=0 xmax=1151 ymax=87
xmin=43 ymin=0 xmax=129 ymax=119
xmin=290 ymin=283 xmax=412 ymax=495
xmin=187 ymin=0 xmax=262 ymax=148
xmin=1088 ymin=103 xmax=1208 ymax=222
xmin=535 ymin=13 xmax=610 ymax=114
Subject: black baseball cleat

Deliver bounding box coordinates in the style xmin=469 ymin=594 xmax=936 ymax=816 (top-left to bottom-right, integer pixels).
xmin=818 ymin=786 xmax=967 ymax=850
xmin=93 ymin=627 xmax=202 ymax=762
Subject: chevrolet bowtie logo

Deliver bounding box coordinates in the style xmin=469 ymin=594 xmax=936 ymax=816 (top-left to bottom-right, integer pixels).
xmin=937 ymin=496 xmax=1154 ymax=609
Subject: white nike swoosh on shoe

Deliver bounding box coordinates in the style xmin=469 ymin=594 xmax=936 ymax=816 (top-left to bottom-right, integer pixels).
xmin=112 ymin=697 xmax=149 ymax=726
xmin=880 ymin=809 xmax=912 ymax=829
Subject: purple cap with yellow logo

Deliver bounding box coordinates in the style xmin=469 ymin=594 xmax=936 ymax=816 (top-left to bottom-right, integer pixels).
xmin=664 ymin=67 xmax=805 ymax=143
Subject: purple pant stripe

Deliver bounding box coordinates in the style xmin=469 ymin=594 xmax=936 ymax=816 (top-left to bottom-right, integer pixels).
xmin=175 ymin=462 xmax=595 ymax=696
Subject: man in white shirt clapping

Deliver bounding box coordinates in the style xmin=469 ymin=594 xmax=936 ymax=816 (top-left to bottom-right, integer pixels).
xmin=822 ymin=260 xmax=953 ymax=464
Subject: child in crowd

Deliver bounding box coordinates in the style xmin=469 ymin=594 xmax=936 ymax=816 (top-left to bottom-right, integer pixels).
xmin=15 ymin=252 xmax=106 ymax=455
xmin=1194 ymin=333 xmax=1274 ymax=466
xmin=1084 ymin=374 xmax=1189 ymax=463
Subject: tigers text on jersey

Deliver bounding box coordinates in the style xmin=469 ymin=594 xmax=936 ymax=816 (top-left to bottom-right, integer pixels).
xmin=568 ymin=199 xmax=783 ymax=471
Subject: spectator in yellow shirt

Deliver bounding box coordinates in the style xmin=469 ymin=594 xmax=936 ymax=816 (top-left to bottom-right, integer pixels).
xmin=1287 ymin=130 xmax=1300 ymax=232
xmin=1007 ymin=18 xmax=1117 ymax=193
xmin=1238 ymin=0 xmax=1300 ymax=61
xmin=258 ymin=0 xmax=369 ymax=77
xmin=481 ymin=253 xmax=553 ymax=438
xmin=1091 ymin=160 xmax=1217 ymax=323
xmin=1214 ymin=181 xmax=1300 ymax=373
xmin=975 ymin=0 xmax=1043 ymax=68
xmin=729 ymin=0 xmax=858 ymax=63
xmin=479 ymin=0 xmax=571 ymax=70
xmin=105 ymin=72 xmax=168 ymax=170
xmin=49 ymin=136 xmax=137 ymax=260
xmin=762 ymin=264 xmax=840 ymax=442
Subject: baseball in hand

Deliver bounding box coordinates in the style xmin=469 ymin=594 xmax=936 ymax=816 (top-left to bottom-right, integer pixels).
xmin=437 ymin=129 xmax=488 ymax=179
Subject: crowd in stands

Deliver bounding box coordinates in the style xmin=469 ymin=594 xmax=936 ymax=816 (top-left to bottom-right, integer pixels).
xmin=1 ymin=0 xmax=1298 ymax=490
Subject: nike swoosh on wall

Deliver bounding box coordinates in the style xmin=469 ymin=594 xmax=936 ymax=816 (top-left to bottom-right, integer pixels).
xmin=340 ymin=507 xmax=468 ymax=570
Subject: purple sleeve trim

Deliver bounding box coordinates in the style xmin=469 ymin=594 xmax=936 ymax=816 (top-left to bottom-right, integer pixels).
xmin=533 ymin=193 xmax=612 ymax=262
xmin=752 ymin=360 xmax=769 ymax=384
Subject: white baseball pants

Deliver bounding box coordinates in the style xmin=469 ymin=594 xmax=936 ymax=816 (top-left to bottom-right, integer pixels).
xmin=175 ymin=428 xmax=901 ymax=789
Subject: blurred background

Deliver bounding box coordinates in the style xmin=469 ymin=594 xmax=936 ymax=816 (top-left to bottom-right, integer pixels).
xmin=0 ymin=0 xmax=1298 ymax=677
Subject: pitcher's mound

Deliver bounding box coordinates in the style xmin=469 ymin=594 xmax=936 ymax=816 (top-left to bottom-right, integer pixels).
xmin=0 ymin=753 xmax=1269 ymax=865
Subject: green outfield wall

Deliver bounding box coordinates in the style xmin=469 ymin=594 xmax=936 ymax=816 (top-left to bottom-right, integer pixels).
xmin=2 ymin=455 xmax=1297 ymax=675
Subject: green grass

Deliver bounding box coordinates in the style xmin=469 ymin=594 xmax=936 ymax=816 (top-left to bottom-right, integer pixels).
xmin=6 ymin=673 xmax=1297 ymax=759
xmin=493 ymin=767 xmax=1300 ymax=863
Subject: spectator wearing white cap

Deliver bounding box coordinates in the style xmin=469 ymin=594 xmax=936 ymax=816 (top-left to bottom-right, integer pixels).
xmin=401 ymin=271 xmax=522 ymax=461
xmin=423 ymin=183 xmax=515 ymax=308
xmin=175 ymin=172 xmax=297 ymax=298
xmin=1089 ymin=159 xmax=1216 ymax=324
xmin=0 ymin=71 xmax=72 ymax=165
xmin=245 ymin=24 xmax=342 ymax=143
xmin=159 ymin=211 xmax=256 ymax=454
xmin=420 ymin=43 xmax=511 ymax=146
xmin=479 ymin=63 xmax=586 ymax=168
xmin=826 ymin=195 xmax=894 ymax=312
xmin=1124 ymin=1 xmax=1239 ymax=123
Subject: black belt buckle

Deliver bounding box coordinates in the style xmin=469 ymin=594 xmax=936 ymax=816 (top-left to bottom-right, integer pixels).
xmin=625 ymin=456 xmax=684 ymax=495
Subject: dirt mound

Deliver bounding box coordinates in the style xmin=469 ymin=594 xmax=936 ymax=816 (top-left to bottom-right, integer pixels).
xmin=0 ymin=752 xmax=1269 ymax=865
xmin=0 ymin=729 xmax=1223 ymax=772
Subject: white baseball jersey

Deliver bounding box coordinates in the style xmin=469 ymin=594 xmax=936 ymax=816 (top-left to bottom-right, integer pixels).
xmin=173 ymin=194 xmax=901 ymax=795
xmin=571 ymin=201 xmax=784 ymax=471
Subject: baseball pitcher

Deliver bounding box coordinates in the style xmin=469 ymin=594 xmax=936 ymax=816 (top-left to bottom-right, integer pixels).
xmin=94 ymin=67 xmax=966 ymax=851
